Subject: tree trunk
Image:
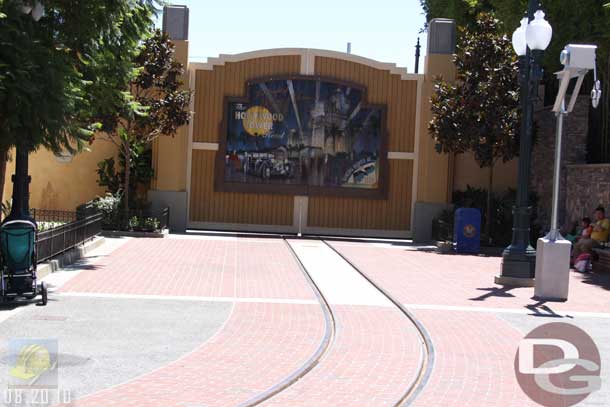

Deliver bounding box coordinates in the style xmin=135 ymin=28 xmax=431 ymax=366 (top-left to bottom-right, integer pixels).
xmin=123 ymin=142 xmax=131 ymax=224
xmin=0 ymin=147 xmax=8 ymax=206
xmin=485 ymin=164 xmax=494 ymax=245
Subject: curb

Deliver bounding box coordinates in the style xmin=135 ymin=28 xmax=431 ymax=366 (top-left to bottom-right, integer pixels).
xmin=37 ymin=236 xmax=106 ymax=279
xmin=101 ymin=229 xmax=168 ymax=239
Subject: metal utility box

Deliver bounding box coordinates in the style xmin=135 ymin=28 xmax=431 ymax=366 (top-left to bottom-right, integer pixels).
xmin=454 ymin=208 xmax=481 ymax=254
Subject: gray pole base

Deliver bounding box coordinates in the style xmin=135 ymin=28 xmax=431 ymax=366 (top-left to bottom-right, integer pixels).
xmin=494 ymin=275 xmax=535 ymax=287
xmin=533 ymin=236 xmax=571 ymax=301
xmin=497 ymin=248 xmax=537 ymax=286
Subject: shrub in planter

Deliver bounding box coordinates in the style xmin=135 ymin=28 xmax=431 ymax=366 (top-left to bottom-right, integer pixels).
xmin=143 ymin=217 xmax=160 ymax=232
xmin=91 ymin=193 xmax=125 ymax=230
xmin=129 ymin=216 xmax=140 ymax=230
xmin=432 ymin=209 xmax=455 ymax=242
xmin=128 ymin=216 xmax=161 ymax=232
xmin=37 ymin=221 xmax=65 ymax=232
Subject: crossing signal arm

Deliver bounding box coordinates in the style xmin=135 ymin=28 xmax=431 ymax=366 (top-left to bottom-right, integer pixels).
xmin=553 ymin=44 xmax=601 ymax=113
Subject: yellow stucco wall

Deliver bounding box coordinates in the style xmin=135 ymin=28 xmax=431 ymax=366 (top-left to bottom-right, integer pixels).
xmin=2 ymin=140 xmax=118 ymax=212
xmin=453 ymin=153 xmax=518 ymax=194
xmin=0 ymin=39 xmax=189 ymax=215
xmin=416 ymin=53 xmax=519 ymax=201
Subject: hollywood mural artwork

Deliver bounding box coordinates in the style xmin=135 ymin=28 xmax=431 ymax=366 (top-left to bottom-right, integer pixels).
xmin=217 ymin=77 xmax=388 ymax=198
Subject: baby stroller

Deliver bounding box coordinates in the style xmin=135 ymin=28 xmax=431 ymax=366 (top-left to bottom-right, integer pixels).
xmin=0 ymin=219 xmax=47 ymax=305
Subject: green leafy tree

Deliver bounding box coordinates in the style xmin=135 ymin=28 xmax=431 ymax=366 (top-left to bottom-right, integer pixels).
xmin=422 ymin=0 xmax=610 ymax=161
xmin=0 ymin=0 xmax=159 ymax=205
xmin=98 ymin=30 xmax=191 ymax=218
xmin=429 ymin=13 xmax=520 ymax=242
xmin=422 ymin=0 xmax=610 ymax=59
xmin=420 ymin=0 xmax=495 ymax=29
xmin=97 ymin=141 xmax=154 ymax=207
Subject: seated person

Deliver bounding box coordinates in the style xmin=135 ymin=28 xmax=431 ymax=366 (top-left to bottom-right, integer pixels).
xmin=577 ymin=217 xmax=593 ymax=241
xmin=572 ymin=218 xmax=594 ymax=272
xmin=563 ymin=220 xmax=578 ymax=243
xmin=573 ymin=206 xmax=609 ymax=260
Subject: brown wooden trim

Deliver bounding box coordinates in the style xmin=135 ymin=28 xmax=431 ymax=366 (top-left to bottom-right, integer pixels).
xmin=242 ymin=74 xmax=370 ymax=101
xmin=213 ymin=76 xmax=389 ymax=199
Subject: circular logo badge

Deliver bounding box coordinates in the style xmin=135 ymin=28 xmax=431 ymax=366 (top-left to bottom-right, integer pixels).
xmin=463 ymin=224 xmax=477 ymax=238
xmin=242 ymin=106 xmax=274 ymax=137
xmin=514 ymin=322 xmax=601 ymax=406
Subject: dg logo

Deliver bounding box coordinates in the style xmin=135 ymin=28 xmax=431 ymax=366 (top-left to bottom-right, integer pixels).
xmin=514 ymin=322 xmax=601 ymax=406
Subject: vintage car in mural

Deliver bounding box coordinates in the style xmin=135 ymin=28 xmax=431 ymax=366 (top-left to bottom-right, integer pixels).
xmin=244 ymin=149 xmax=295 ymax=180
xmin=342 ymin=158 xmax=378 ymax=187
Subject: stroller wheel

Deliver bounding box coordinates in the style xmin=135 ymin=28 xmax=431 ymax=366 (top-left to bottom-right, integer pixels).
xmin=40 ymin=282 xmax=48 ymax=306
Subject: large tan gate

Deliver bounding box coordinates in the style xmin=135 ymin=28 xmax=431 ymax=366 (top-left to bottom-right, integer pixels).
xmin=187 ymin=49 xmax=423 ymax=238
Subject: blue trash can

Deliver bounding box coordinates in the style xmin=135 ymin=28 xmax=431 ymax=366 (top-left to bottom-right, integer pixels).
xmin=454 ymin=208 xmax=481 ymax=254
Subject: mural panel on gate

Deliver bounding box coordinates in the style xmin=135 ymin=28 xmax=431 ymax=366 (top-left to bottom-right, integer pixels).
xmin=217 ymin=77 xmax=387 ymax=198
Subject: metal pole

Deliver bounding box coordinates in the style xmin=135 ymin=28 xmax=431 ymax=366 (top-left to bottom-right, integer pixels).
xmin=5 ymin=142 xmax=33 ymax=222
xmin=498 ymin=0 xmax=538 ymax=282
xmin=298 ymin=199 xmax=303 ymax=237
xmin=549 ymin=100 xmax=566 ymax=240
xmin=415 ymin=37 xmax=421 ymax=74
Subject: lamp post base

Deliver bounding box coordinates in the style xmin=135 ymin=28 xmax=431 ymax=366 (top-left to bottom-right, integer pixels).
xmin=494 ymin=275 xmax=535 ymax=287
xmin=497 ymin=246 xmax=536 ymax=286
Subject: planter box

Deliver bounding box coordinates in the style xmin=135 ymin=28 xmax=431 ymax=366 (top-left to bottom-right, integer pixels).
xmin=436 ymin=241 xmax=454 ymax=254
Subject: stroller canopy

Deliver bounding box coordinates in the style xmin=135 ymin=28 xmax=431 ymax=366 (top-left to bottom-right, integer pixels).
xmin=1 ymin=220 xmax=36 ymax=272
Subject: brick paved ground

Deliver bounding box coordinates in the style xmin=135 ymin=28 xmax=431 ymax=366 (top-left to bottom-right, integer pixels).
xmin=56 ymin=237 xmax=328 ymax=406
xmin=15 ymin=236 xmax=604 ymax=406
xmin=331 ymin=241 xmax=610 ymax=407
xmin=262 ymin=305 xmax=422 ymax=407
xmin=330 ymin=242 xmax=610 ymax=313
xmin=410 ymin=310 xmax=537 ymax=407
xmin=72 ymin=302 xmax=324 ymax=407
xmin=59 ymin=238 xmax=315 ymax=300
xmin=53 ymin=237 xmax=423 ymax=407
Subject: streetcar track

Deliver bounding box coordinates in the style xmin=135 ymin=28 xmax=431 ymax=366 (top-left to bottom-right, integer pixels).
xmin=240 ymin=236 xmax=433 ymax=406
xmin=238 ymin=237 xmax=336 ymax=407
xmin=322 ymin=239 xmax=435 ymax=406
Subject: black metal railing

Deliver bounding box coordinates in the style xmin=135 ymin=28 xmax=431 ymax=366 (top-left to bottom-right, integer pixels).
xmin=31 ymin=209 xmax=77 ymax=223
xmin=36 ymin=212 xmax=103 ymax=263
xmin=160 ymin=207 xmax=170 ymax=230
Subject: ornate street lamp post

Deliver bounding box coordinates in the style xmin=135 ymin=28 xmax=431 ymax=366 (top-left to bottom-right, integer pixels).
xmin=497 ymin=1 xmax=552 ymax=284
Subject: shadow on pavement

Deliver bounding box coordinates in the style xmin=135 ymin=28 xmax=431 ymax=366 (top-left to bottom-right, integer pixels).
xmin=525 ymin=301 xmax=570 ymax=318
xmin=578 ymin=271 xmax=610 ymax=292
xmin=469 ymin=286 xmax=517 ymax=301
xmin=61 ymin=263 xmax=103 ymax=272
